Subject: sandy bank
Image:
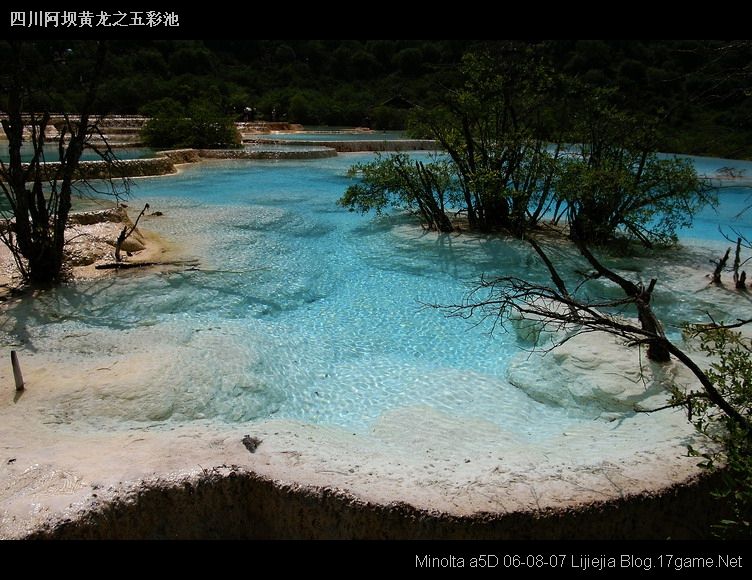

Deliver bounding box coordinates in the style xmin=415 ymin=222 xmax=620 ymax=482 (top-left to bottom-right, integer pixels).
xmin=0 ymin=206 xmax=174 ymax=297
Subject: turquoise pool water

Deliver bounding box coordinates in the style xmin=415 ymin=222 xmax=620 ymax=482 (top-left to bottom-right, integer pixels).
xmin=678 ymin=155 xmax=752 ymax=240
xmin=0 ymin=144 xmax=153 ymax=163
xmin=3 ymin=153 xmax=751 ymax=434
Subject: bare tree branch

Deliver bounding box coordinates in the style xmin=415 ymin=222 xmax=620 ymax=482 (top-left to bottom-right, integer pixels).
xmin=114 ymin=203 xmax=149 ymax=262
xmin=430 ymin=234 xmax=752 ymax=433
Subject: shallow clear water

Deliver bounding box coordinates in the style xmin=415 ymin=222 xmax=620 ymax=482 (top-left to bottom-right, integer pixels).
xmin=124 ymin=155 xmax=558 ymax=431
xmin=3 ymin=153 xmax=751 ymax=435
xmin=677 ymin=154 xmax=752 ymax=241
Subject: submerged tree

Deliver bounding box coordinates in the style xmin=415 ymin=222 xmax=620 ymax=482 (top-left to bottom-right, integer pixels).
xmin=346 ymin=46 xmax=714 ymax=245
xmin=340 ymin=153 xmax=457 ymax=232
xmin=441 ymin=231 xmax=749 ymax=417
xmin=0 ymin=41 xmax=122 ymax=285
xmin=438 ymin=232 xmax=751 ymax=535
xmin=416 ymin=45 xmax=565 ymax=234
xmin=343 ymin=46 xmax=565 ymax=235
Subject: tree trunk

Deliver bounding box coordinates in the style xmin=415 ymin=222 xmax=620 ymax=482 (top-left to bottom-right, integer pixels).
xmin=27 ymin=242 xmax=63 ymax=285
xmin=575 ymin=241 xmax=670 ymax=362
xmin=733 ymin=238 xmax=742 ymax=287
xmin=0 ymin=42 xmax=108 ymax=286
xmin=636 ymin=288 xmax=671 ymax=362
xmin=712 ymin=248 xmax=731 ymax=285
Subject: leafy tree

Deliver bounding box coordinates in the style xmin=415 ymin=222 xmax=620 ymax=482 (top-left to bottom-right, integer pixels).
xmin=167 ymin=42 xmax=215 ymax=76
xmin=274 ymin=44 xmax=296 ymax=65
xmin=288 ymin=93 xmax=309 ymax=124
xmin=392 ymin=48 xmax=424 ymax=75
xmin=559 ymin=90 xmax=715 ymax=246
xmin=355 ymin=50 xmax=714 ymax=246
xmin=682 ymin=320 xmax=752 ymax=537
xmin=350 ymin=51 xmax=381 ymax=79
xmin=414 ymin=46 xmax=564 ymax=234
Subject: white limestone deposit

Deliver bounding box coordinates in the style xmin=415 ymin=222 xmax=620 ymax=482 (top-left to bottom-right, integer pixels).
xmin=0 ymin=327 xmax=708 ymax=538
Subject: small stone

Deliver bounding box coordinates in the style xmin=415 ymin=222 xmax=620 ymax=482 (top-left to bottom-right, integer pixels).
xmin=242 ymin=435 xmax=262 ymax=453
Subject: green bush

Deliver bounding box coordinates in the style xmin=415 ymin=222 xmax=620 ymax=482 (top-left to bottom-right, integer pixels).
xmin=142 ymin=100 xmax=240 ymax=149
xmin=371 ymin=106 xmax=408 ymax=130
xmin=685 ymin=324 xmax=752 ymax=538
xmin=288 ymin=93 xmax=309 ymax=124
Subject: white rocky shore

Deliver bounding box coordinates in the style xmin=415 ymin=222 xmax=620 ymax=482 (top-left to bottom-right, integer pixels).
xmin=0 ymin=213 xmax=741 ymax=538
xmin=0 ymin=314 xmax=711 ymax=538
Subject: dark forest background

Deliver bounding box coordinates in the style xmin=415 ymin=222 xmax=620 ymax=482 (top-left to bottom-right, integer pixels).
xmin=3 ymin=40 xmax=751 ymax=158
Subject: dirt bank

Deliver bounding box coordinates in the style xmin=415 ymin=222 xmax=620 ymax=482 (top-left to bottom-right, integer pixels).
xmin=0 ymin=205 xmax=172 ymax=297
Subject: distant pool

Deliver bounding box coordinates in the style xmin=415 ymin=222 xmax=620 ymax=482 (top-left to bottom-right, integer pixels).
xmin=0 ymin=143 xmax=153 ymax=163
xmin=243 ymin=143 xmax=333 ymax=153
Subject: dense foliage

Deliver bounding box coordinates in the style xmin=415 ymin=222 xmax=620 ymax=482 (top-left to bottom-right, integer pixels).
xmin=412 ymin=49 xmax=564 ymax=234
xmin=558 ymin=92 xmax=715 ymax=246
xmin=3 ymin=40 xmax=748 ymax=157
xmin=342 ymin=49 xmax=714 ymax=245
xmin=340 ymin=153 xmax=457 ymax=232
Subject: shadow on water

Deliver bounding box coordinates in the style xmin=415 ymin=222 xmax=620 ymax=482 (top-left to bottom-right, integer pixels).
xmin=349 ymin=213 xmax=752 ymax=336
xmin=0 ymin=276 xmax=121 ymax=351
xmin=0 ymin=263 xmax=287 ymax=352
xmin=356 ymin=216 xmax=579 ymax=286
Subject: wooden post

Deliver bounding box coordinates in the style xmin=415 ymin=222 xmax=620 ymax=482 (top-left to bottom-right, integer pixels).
xmin=10 ymin=351 xmax=24 ymax=391
xmin=712 ymin=248 xmax=731 ymax=285
xmin=733 ymin=237 xmax=742 ymax=286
